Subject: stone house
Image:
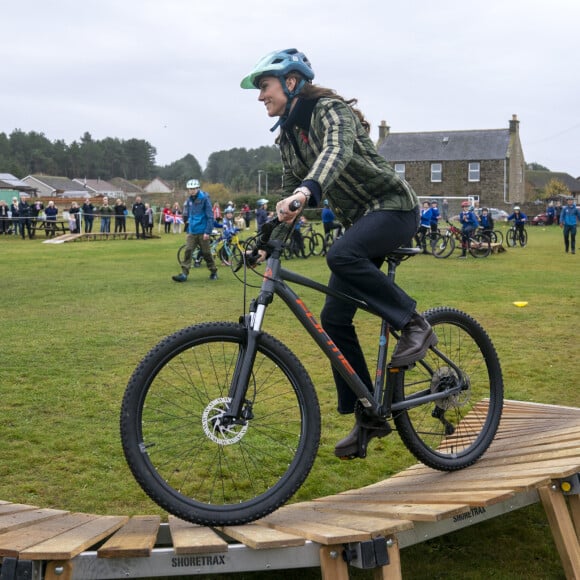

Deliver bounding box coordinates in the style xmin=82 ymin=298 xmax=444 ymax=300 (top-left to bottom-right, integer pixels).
xmin=377 ymin=115 xmax=526 ymax=212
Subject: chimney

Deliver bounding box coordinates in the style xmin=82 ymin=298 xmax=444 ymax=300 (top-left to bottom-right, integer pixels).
xmin=509 ymin=114 xmax=519 ymax=134
xmin=378 ymin=120 xmax=390 ymax=141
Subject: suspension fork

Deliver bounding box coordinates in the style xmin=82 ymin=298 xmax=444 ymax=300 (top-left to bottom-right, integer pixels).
xmin=224 ymin=262 xmax=277 ymax=422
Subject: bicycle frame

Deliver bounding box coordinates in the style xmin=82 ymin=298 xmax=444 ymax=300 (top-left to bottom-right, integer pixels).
xmin=226 ymin=240 xmax=464 ymax=424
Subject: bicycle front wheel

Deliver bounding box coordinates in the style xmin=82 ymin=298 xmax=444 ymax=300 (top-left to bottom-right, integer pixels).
xmin=506 ymin=228 xmax=517 ymax=247
xmin=308 ymin=232 xmax=326 ymax=257
xmin=120 ymin=322 xmax=321 ymax=526
xmin=392 ymin=307 xmax=503 ymax=471
xmin=519 ymin=228 xmax=528 ymax=247
xmin=432 ymin=234 xmax=455 ymax=258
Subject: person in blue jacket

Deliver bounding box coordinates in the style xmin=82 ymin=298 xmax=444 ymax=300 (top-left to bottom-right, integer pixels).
xmin=321 ymin=199 xmax=342 ymax=241
xmin=507 ymin=206 xmax=527 ymax=245
xmin=559 ymin=196 xmax=580 ymax=254
xmin=478 ymin=207 xmax=495 ymax=237
xmin=415 ymin=201 xmax=432 ymax=253
xmin=458 ymin=201 xmax=479 ymax=258
xmin=429 ymin=199 xmax=441 ymax=235
xmin=172 ymin=179 xmax=218 ymax=282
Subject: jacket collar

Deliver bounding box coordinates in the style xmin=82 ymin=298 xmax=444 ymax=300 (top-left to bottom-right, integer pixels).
xmin=281 ymin=97 xmax=318 ymax=132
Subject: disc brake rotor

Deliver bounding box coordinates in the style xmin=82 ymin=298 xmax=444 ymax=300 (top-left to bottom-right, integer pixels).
xmin=202 ymin=397 xmax=248 ymax=445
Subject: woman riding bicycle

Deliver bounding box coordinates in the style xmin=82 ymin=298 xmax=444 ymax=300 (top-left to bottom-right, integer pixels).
xmin=241 ymin=48 xmax=437 ymax=459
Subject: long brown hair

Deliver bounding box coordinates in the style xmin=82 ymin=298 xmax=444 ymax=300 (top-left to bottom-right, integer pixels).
xmin=288 ymin=73 xmax=371 ymax=134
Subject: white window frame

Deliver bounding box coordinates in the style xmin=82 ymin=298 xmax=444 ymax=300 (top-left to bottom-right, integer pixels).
xmin=468 ymin=162 xmax=481 ymax=182
xmin=394 ymin=163 xmax=406 ymax=180
xmin=431 ymin=163 xmax=442 ymax=183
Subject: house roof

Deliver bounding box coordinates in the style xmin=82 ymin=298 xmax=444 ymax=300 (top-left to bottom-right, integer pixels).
xmin=24 ymin=175 xmax=86 ymax=193
xmin=378 ymin=129 xmax=511 ymax=162
xmin=0 ymin=173 xmax=35 ymax=191
xmin=526 ymin=170 xmax=580 ymax=193
xmin=72 ymin=178 xmax=120 ymax=194
xmin=109 ymin=177 xmax=144 ymax=194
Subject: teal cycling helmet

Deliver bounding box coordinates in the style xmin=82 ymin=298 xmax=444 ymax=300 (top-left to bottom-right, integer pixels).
xmin=241 ymin=49 xmax=315 ymax=131
xmin=240 ymin=48 xmax=314 ymax=89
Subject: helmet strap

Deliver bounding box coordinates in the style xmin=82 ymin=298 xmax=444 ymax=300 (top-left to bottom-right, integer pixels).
xmin=270 ymin=77 xmax=306 ymax=132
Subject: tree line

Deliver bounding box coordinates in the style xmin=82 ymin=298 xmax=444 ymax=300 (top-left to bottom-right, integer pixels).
xmin=0 ymin=129 xmax=283 ymax=193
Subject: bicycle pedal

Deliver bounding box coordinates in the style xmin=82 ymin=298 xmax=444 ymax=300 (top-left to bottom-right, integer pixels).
xmin=388 ymin=362 xmax=416 ymax=371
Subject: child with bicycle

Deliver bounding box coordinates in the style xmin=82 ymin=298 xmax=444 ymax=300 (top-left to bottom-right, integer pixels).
xmin=507 ymin=206 xmax=527 ymax=245
xmin=241 ymin=48 xmax=437 ymax=459
xmin=478 ymin=207 xmax=494 ymax=238
xmin=458 ymin=201 xmax=479 ymax=258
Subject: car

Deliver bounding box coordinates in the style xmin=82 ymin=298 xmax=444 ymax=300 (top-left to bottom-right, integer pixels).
xmin=450 ymin=208 xmax=509 ymax=222
xmin=531 ymin=213 xmax=549 ymax=226
xmin=487 ymin=208 xmax=509 ymax=222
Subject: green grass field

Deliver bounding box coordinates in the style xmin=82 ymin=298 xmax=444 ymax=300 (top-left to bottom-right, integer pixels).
xmin=0 ymin=222 xmax=577 ymax=579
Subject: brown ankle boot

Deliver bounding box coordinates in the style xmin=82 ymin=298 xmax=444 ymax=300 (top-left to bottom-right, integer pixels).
xmin=390 ymin=312 xmax=438 ymax=368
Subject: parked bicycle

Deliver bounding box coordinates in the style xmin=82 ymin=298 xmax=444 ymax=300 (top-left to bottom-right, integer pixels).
xmin=121 ymin=222 xmax=504 ymax=526
xmin=506 ymin=222 xmax=528 ymax=247
xmin=177 ymin=229 xmax=249 ymax=269
xmin=432 ymin=221 xmax=492 ymax=259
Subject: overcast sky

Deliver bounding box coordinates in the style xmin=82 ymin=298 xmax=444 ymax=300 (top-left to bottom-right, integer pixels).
xmin=2 ymin=0 xmax=579 ymax=178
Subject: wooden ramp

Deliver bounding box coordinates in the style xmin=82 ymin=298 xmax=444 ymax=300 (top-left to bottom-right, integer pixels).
xmin=0 ymin=400 xmax=578 ymax=579
xmin=42 ymin=233 xmax=160 ymax=243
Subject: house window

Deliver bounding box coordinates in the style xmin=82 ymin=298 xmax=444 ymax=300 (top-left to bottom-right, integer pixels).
xmin=394 ymin=163 xmax=405 ymax=180
xmin=431 ymin=163 xmax=442 ymax=182
xmin=468 ymin=162 xmax=480 ymax=182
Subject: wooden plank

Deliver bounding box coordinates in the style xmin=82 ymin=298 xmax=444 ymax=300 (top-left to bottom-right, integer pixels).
xmin=538 ymin=485 xmax=580 ymax=579
xmin=221 ymin=524 xmax=305 ymax=549
xmin=315 ymin=489 xmax=515 ymax=507
xmin=0 ymin=503 xmax=40 ymax=516
xmin=0 ymin=513 xmax=97 ymax=557
xmin=569 ymin=495 xmax=580 ymax=542
xmin=290 ymin=500 xmax=468 ymax=523
xmin=168 ymin=516 xmax=229 ymax=554
xmin=263 ymin=518 xmax=371 ymax=545
xmin=19 ymin=515 xmax=128 ymax=560
xmin=262 ymin=505 xmax=414 ymax=535
xmin=0 ymin=509 xmax=69 ymax=534
xmin=320 ymin=544 xmax=350 ymax=580
xmin=98 ymin=515 xmax=160 ymax=558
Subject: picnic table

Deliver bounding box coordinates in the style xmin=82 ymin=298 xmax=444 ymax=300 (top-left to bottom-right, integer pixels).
xmin=30 ymin=220 xmax=70 ymax=237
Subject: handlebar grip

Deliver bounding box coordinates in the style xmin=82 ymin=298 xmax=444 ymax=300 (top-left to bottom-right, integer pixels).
xmin=289 ymin=199 xmax=302 ymax=211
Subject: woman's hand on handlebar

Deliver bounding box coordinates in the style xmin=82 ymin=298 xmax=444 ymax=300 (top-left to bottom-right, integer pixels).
xmin=275 ymin=192 xmax=307 ymax=223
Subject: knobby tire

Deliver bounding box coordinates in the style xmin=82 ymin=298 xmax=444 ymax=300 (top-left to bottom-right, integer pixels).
xmin=120 ymin=322 xmax=321 ymax=526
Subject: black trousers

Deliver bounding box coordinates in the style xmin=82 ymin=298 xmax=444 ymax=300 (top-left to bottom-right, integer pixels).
xmin=321 ymin=209 xmax=419 ymax=414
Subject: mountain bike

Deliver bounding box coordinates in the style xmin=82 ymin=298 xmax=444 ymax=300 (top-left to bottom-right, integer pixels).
xmin=177 ymin=229 xmax=250 ymax=269
xmin=433 ymin=221 xmax=492 ymax=259
xmin=506 ymin=222 xmax=528 ymax=247
xmin=121 ymin=224 xmax=503 ymax=526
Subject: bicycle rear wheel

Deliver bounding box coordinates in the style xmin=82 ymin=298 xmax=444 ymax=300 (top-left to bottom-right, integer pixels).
xmin=120 ymin=322 xmax=321 ymax=526
xmin=469 ymin=233 xmax=491 ymax=258
xmin=392 ymin=307 xmax=503 ymax=471
xmin=177 ymin=244 xmax=199 ymax=268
